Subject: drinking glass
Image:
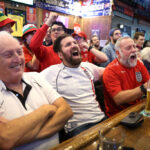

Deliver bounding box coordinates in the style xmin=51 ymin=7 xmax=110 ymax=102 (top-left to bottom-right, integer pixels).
xmin=143 ymin=80 xmax=150 ymax=116
xmin=99 ymin=126 xmax=125 ymax=150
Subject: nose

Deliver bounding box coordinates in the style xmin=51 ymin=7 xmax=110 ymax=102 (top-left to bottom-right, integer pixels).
xmin=132 ymin=46 xmax=137 ymax=53
xmin=13 ymin=52 xmax=21 ymax=62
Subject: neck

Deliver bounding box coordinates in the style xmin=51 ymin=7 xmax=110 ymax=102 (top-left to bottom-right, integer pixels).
xmin=4 ymin=79 xmax=23 ymax=95
xmin=63 ymin=62 xmax=80 ymax=68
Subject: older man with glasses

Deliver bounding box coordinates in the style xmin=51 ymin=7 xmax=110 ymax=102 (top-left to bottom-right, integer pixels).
xmin=30 ymin=12 xmax=66 ymax=71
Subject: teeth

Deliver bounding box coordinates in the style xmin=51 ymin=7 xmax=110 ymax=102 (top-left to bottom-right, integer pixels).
xmin=11 ymin=64 xmax=21 ymax=68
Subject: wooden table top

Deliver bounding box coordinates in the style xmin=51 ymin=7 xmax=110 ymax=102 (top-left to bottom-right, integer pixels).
xmin=51 ymin=100 xmax=149 ymax=150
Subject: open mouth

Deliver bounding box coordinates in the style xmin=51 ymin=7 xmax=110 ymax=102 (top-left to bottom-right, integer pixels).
xmin=72 ymin=50 xmax=79 ymax=56
xmin=130 ymin=54 xmax=137 ymax=60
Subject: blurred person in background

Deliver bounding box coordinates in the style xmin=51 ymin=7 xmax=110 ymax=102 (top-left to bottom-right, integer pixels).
xmin=133 ymin=32 xmax=145 ymax=51
xmin=22 ymin=24 xmax=41 ymax=72
xmin=0 ymin=12 xmax=16 ymax=33
xmin=43 ymin=27 xmax=52 ymax=46
xmin=101 ymin=28 xmax=122 ymax=67
xmin=140 ymin=47 xmax=150 ymax=73
xmin=90 ymin=34 xmax=103 ymax=51
xmin=143 ymin=40 xmax=150 ymax=48
xmin=72 ymin=31 xmax=107 ymax=64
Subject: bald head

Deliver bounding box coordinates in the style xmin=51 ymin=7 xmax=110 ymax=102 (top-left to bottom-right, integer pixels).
xmin=0 ymin=31 xmax=21 ymax=52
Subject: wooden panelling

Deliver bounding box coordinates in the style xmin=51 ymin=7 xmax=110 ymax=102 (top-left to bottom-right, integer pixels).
xmin=81 ymin=16 xmax=112 ymax=40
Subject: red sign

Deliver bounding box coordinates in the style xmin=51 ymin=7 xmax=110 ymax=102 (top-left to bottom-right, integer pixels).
xmin=42 ymin=9 xmax=50 ymax=24
xmin=26 ymin=7 xmax=36 ymax=24
xmin=81 ymin=0 xmax=93 ymax=6
xmin=74 ymin=23 xmax=81 ymax=33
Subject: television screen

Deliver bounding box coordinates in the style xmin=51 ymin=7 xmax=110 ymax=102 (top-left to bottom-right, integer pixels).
xmin=11 ymin=0 xmax=33 ymax=5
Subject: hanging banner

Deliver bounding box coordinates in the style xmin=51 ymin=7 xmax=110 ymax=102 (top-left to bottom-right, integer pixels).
xmin=42 ymin=9 xmax=50 ymax=24
xmin=81 ymin=0 xmax=93 ymax=6
xmin=26 ymin=7 xmax=36 ymax=24
xmin=8 ymin=14 xmax=23 ymax=37
xmin=74 ymin=23 xmax=81 ymax=33
xmin=36 ymin=0 xmax=111 ymax=17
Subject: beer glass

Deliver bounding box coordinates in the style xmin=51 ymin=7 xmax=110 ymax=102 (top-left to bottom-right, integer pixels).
xmin=99 ymin=126 xmax=125 ymax=150
xmin=144 ymin=80 xmax=150 ymax=116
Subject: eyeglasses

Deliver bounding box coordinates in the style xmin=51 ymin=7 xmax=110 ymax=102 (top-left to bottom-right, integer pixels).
xmin=51 ymin=27 xmax=64 ymax=33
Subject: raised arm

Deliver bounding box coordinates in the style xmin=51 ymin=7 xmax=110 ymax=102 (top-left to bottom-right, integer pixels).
xmin=29 ymin=12 xmax=58 ymax=61
xmin=90 ymin=47 xmax=108 ymax=63
xmin=79 ymin=41 xmax=108 ymax=63
xmin=36 ymin=97 xmax=73 ymax=139
xmin=0 ymin=104 xmax=56 ymax=149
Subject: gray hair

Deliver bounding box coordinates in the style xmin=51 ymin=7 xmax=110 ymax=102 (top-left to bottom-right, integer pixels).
xmin=0 ymin=31 xmax=20 ymax=51
xmin=140 ymin=47 xmax=150 ymax=62
xmin=115 ymin=36 xmax=131 ymax=52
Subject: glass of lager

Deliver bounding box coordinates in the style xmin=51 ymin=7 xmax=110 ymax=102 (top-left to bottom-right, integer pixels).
xmin=144 ymin=80 xmax=150 ymax=116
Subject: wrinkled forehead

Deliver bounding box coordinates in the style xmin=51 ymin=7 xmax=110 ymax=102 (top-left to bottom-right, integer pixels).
xmin=120 ymin=38 xmax=134 ymax=47
xmin=0 ymin=37 xmax=21 ymax=53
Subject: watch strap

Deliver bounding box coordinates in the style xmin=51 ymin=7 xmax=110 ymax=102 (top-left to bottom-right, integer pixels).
xmin=140 ymin=84 xmax=147 ymax=96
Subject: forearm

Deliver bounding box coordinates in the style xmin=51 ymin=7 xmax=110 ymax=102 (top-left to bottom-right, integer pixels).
xmin=30 ymin=24 xmax=48 ymax=50
xmin=26 ymin=55 xmax=40 ymax=71
xmin=0 ymin=105 xmax=54 ymax=149
xmin=113 ymin=86 xmax=143 ymax=105
xmin=91 ymin=48 xmax=108 ymax=63
xmin=36 ymin=98 xmax=73 ymax=139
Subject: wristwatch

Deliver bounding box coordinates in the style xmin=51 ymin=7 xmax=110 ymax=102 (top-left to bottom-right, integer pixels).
xmin=140 ymin=84 xmax=147 ymax=96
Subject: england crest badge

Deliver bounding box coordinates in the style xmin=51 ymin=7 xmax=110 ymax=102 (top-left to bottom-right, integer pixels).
xmin=136 ymin=72 xmax=142 ymax=82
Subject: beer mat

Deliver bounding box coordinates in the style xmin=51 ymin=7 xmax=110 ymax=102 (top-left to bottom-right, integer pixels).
xmin=140 ymin=110 xmax=150 ymax=117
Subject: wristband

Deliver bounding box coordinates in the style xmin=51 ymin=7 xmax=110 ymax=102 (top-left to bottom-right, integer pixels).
xmin=88 ymin=46 xmax=93 ymax=51
xmin=140 ymin=84 xmax=147 ymax=96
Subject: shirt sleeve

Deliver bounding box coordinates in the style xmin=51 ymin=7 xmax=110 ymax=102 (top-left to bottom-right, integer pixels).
xmin=101 ymin=46 xmax=111 ymax=67
xmin=40 ymin=66 xmax=58 ymax=90
xmin=35 ymin=73 xmax=61 ymax=104
xmin=83 ymin=62 xmax=105 ymax=82
xmin=29 ymin=24 xmax=49 ymax=61
xmin=103 ymin=67 xmax=122 ymax=97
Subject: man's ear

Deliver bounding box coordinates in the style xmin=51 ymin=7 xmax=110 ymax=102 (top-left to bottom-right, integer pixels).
xmin=116 ymin=50 xmax=120 ymax=59
xmin=58 ymin=51 xmax=63 ymax=60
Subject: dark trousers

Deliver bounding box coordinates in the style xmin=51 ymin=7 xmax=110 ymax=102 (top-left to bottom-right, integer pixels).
xmin=59 ymin=116 xmax=108 ymax=142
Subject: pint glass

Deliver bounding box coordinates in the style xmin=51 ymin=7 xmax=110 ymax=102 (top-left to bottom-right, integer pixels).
xmin=145 ymin=80 xmax=150 ymax=115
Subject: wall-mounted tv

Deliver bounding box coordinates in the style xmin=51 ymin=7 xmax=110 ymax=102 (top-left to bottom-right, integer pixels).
xmin=11 ymin=0 xmax=33 ymax=5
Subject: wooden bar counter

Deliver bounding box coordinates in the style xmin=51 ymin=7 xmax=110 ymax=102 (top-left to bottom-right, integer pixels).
xmin=51 ymin=100 xmax=149 ymax=150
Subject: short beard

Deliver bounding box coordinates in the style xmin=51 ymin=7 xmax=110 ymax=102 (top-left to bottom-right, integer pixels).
xmin=119 ymin=50 xmax=137 ymax=68
xmin=61 ymin=51 xmax=82 ymax=67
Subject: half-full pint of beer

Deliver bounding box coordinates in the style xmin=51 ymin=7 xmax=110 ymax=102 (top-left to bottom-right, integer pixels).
xmin=145 ymin=89 xmax=150 ymax=113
